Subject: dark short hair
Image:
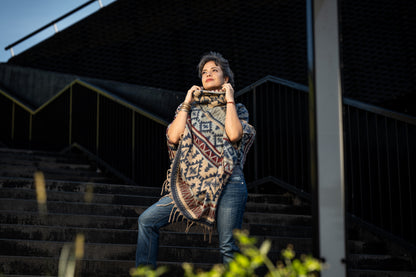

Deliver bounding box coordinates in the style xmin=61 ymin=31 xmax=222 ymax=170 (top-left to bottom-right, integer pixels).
xmin=197 ymin=51 xmax=234 ymax=87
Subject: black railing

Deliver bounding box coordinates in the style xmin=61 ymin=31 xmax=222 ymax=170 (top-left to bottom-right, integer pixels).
xmin=0 ymin=79 xmax=169 ymax=187
xmin=236 ymin=76 xmax=310 ymax=198
xmin=343 ymin=98 xmax=416 ymax=247
xmin=1 ymin=74 xmax=415 ymax=247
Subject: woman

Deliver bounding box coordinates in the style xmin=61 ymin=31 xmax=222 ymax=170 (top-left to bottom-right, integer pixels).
xmin=136 ymin=52 xmax=256 ymax=267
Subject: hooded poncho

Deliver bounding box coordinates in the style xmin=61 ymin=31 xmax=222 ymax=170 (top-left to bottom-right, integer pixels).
xmin=162 ymin=92 xmax=256 ymax=237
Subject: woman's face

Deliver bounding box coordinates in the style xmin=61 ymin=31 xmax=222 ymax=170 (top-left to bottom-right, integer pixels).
xmin=201 ymin=60 xmax=229 ymax=90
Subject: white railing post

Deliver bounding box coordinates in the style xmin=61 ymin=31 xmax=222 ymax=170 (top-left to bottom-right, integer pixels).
xmin=54 ymin=23 xmax=59 ymax=33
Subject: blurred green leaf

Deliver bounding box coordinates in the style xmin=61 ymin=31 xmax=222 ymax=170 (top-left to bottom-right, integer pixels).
xmin=259 ymin=240 xmax=271 ymax=256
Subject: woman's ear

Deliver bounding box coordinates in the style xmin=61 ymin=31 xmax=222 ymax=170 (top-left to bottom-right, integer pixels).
xmin=224 ymin=76 xmax=229 ymax=83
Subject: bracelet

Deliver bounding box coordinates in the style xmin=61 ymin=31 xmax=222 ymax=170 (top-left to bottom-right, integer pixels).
xmin=179 ymin=102 xmax=191 ymax=112
xmin=227 ymin=101 xmax=235 ymax=105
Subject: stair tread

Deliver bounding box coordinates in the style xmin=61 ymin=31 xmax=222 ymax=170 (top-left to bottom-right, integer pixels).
xmin=0 ymin=223 xmax=312 ymax=238
xmin=1 ymin=199 xmax=308 ymax=216
xmin=0 ymin=208 xmax=312 ymax=226
xmin=0 ymin=176 xmax=291 ymax=200
xmin=1 ymin=187 xmax=307 ymax=204
xmin=348 ymin=268 xmax=416 ymax=276
xmin=0 ymin=176 xmax=151 ymax=190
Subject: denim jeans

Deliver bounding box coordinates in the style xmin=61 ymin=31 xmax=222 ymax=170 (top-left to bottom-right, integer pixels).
xmin=135 ymin=173 xmax=247 ymax=267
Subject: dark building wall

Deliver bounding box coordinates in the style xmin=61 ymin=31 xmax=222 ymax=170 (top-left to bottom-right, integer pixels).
xmin=7 ymin=0 xmax=307 ymax=92
xmin=340 ymin=0 xmax=416 ymax=113
xmin=6 ymin=0 xmax=416 ymax=115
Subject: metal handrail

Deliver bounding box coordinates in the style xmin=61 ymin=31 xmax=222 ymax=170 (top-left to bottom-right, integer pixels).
xmin=0 ymin=78 xmax=169 ymax=127
xmin=343 ymin=97 xmax=416 ymax=125
xmin=236 ymin=75 xmax=309 ymax=97
xmin=237 ymin=75 xmax=416 ymax=126
xmin=4 ymin=0 xmax=102 ymax=54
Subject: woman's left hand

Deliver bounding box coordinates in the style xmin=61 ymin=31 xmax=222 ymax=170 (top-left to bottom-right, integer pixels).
xmin=222 ymin=83 xmax=235 ymax=102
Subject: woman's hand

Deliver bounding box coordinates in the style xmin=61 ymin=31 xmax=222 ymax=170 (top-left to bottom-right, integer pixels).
xmin=167 ymin=85 xmax=200 ymax=144
xmin=184 ymin=85 xmax=201 ymax=104
xmin=222 ymin=83 xmax=235 ymax=102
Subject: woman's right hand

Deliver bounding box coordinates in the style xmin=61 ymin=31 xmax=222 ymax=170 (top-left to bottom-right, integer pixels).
xmin=168 ymin=85 xmax=200 ymax=144
xmin=184 ymin=85 xmax=201 ymax=104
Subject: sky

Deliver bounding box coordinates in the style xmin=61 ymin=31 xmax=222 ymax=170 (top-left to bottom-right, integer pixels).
xmin=0 ymin=0 xmax=117 ymax=63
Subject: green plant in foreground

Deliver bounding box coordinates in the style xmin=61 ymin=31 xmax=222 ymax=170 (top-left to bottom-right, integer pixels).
xmin=130 ymin=265 xmax=168 ymax=277
xmin=130 ymin=230 xmax=323 ymax=277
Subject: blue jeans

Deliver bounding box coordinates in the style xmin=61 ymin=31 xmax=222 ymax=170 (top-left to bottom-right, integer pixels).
xmin=135 ymin=174 xmax=247 ymax=267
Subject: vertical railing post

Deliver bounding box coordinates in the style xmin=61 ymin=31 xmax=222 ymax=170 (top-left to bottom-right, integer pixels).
xmin=11 ymin=102 xmax=15 ymax=142
xmin=29 ymin=113 xmax=33 ymax=147
xmin=132 ymin=110 xmax=136 ymax=181
xmin=252 ymin=87 xmax=258 ymax=184
xmin=69 ymin=86 xmax=73 ymax=145
xmin=96 ymin=93 xmax=100 ymax=155
xmin=307 ymin=0 xmax=346 ymax=276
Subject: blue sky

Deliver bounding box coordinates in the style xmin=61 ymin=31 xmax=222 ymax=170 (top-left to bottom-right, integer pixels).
xmin=0 ymin=0 xmax=116 ymax=63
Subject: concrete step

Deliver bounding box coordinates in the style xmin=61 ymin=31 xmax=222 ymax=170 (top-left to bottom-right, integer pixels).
xmin=348 ymin=269 xmax=416 ymax=277
xmin=0 ymin=255 xmax=213 ymax=277
xmin=0 ymin=238 xmax=219 ymax=264
xmin=0 ymin=148 xmax=87 ymax=164
xmin=0 ymin=157 xmax=91 ymax=171
xmin=0 ymin=165 xmax=101 ymax=178
xmin=0 ymin=198 xmax=312 ymax=228
xmin=0 ymin=237 xmax=289 ymax=269
xmin=0 ymin=177 xmax=295 ymax=205
xmin=1 ymin=274 xmax=51 ymax=277
xmin=348 ymin=254 xmax=416 ymax=271
xmin=0 ymin=210 xmax=137 ymax=230
xmin=0 ymin=198 xmax=140 ymax=217
xmin=0 ymin=224 xmax=137 ymax=244
xmin=347 ymin=239 xmax=387 ymax=255
xmin=0 ymin=177 xmax=157 ymax=195
xmin=0 ymin=187 xmax=158 ymax=206
xmin=0 ymin=165 xmax=114 ymax=182
xmin=0 ymin=209 xmax=313 ymax=240
xmin=0 ymin=187 xmax=310 ymax=215
xmin=0 ymin=224 xmax=312 ymax=253
xmin=0 ymin=238 xmax=135 ymax=260
xmin=0 ymin=255 xmax=133 ymax=277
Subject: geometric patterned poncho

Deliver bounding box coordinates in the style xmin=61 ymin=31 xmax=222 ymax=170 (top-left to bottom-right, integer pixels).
xmin=161 ymin=93 xmax=256 ymax=239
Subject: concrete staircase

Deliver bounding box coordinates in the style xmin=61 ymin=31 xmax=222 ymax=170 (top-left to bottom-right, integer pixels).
xmin=0 ymin=147 xmax=415 ymax=276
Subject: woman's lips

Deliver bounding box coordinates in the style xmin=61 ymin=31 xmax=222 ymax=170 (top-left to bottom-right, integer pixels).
xmin=205 ymin=78 xmax=214 ymax=82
